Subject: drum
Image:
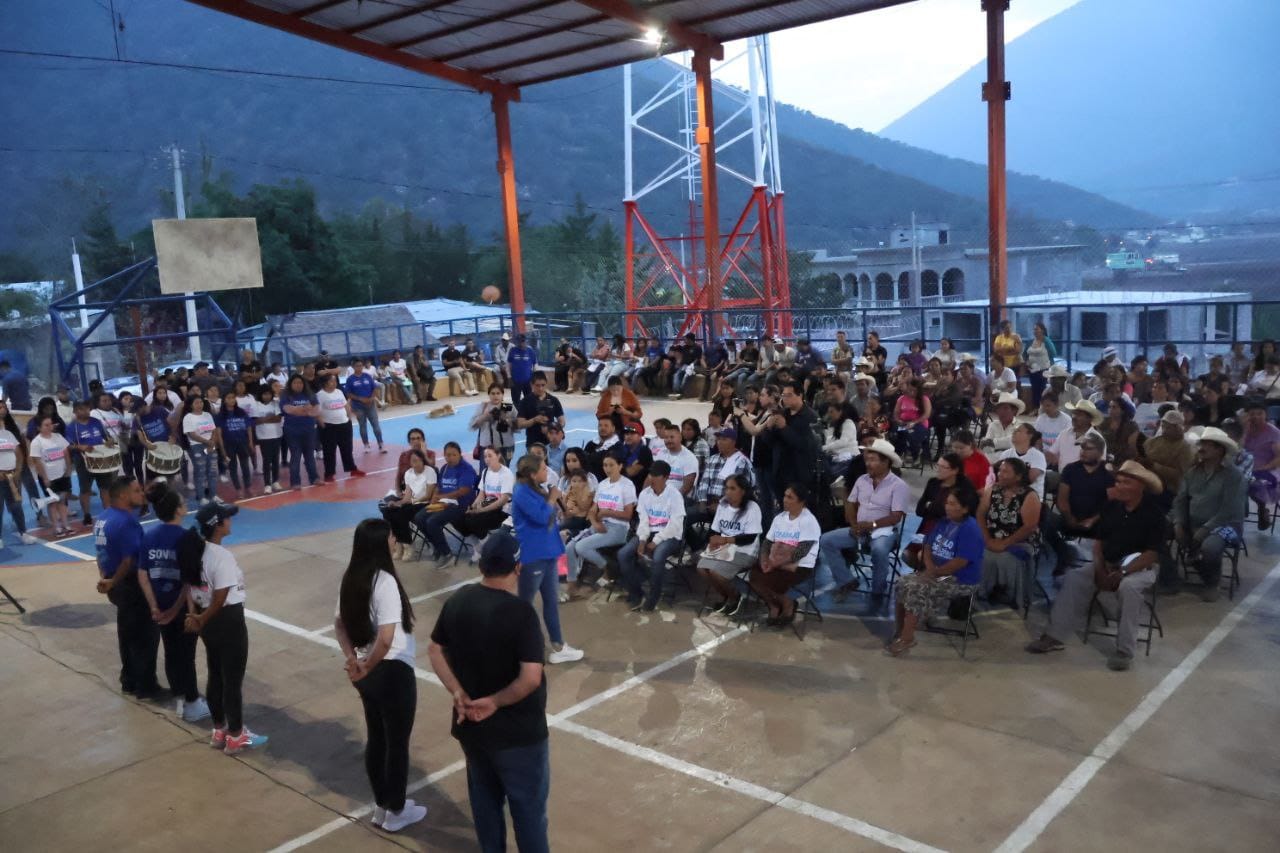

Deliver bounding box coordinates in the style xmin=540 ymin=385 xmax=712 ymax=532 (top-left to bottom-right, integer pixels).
xmin=145 ymin=441 xmax=184 ymax=477
xmin=84 ymin=446 xmax=122 ymax=476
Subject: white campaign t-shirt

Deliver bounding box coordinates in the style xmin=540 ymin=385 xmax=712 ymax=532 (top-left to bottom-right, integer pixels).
xmin=999 ymin=446 xmax=1049 ymax=499
xmin=250 ymin=399 xmax=284 ymax=440
xmin=403 ymin=466 xmax=437 ymax=502
xmin=637 ymin=485 xmax=685 ymax=541
xmin=765 ymin=508 xmax=822 ymax=569
xmin=654 ymin=445 xmax=699 ymax=484
xmin=479 ymin=466 xmax=515 ymax=505
xmin=0 ymin=428 xmax=20 ymax=471
xmin=195 ymin=541 xmax=246 ymax=608
xmin=1034 ymin=412 xmax=1073 ymax=457
xmin=30 ymin=433 xmax=70 ymax=481
xmin=316 ymin=389 xmax=350 ymax=425
xmin=183 ymin=412 xmax=217 ymax=443
xmin=711 ymin=500 xmax=764 ymax=557
xmin=91 ymin=408 xmax=124 ymax=442
xmin=594 ymin=475 xmax=638 ymax=529
xmin=335 ymin=570 xmax=416 ymax=666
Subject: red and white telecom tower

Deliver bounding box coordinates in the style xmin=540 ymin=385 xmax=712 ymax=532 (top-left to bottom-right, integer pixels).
xmin=623 ymin=35 xmax=791 ymax=341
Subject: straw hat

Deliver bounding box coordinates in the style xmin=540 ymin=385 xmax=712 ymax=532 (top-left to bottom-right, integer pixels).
xmin=853 ymin=373 xmax=875 ymax=385
xmin=1065 ymin=399 xmax=1104 ymax=426
xmin=1160 ymin=409 xmax=1185 ymax=427
xmin=993 ymin=391 xmax=1026 ymax=414
xmin=1115 ymin=460 xmax=1163 ymax=494
xmin=1047 ymin=363 xmax=1070 ymax=379
xmin=855 ymin=357 xmax=876 ymax=372
xmin=862 ymin=438 xmax=902 ymax=468
xmin=959 ymin=352 xmax=979 ymax=364
xmin=1196 ymin=426 xmax=1238 ymax=456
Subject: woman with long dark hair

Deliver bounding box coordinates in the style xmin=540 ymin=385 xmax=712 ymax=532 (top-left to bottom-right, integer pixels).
xmin=749 ymin=482 xmax=822 ymax=628
xmin=333 ymin=518 xmax=425 ymax=832
xmin=281 ymin=374 xmax=320 ymax=489
xmin=382 ymin=449 xmax=436 ymax=560
xmin=696 ymin=474 xmax=763 ymax=615
xmin=181 ymin=394 xmax=220 ymax=506
xmin=316 ymin=373 xmax=363 ymax=482
xmin=0 ymin=399 xmax=35 ymax=545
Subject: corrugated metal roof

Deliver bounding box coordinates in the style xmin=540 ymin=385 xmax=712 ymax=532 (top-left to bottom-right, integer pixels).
xmin=187 ymin=1 xmax=919 ymax=91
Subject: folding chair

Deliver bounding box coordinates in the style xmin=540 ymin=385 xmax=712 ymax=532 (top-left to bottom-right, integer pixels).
xmin=787 ymin=565 xmax=824 ymax=640
xmin=1083 ymin=586 xmax=1163 ymax=656
xmin=923 ymin=585 xmax=979 ymax=658
xmin=1178 ymin=540 xmax=1243 ymax=601
xmin=844 ymin=519 xmax=905 ymax=606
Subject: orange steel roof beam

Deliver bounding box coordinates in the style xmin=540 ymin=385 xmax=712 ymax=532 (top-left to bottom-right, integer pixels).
xmin=183 ymin=0 xmax=518 ymax=99
xmin=574 ymin=0 xmax=725 ymax=59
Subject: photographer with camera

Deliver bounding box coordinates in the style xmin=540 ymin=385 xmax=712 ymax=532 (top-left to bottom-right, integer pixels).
xmin=470 ymin=384 xmax=519 ymax=464
xmin=516 ymin=372 xmax=565 ymax=449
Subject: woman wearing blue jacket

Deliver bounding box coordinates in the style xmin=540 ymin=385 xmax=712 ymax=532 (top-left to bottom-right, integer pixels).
xmin=509 ymin=453 xmax=585 ymax=665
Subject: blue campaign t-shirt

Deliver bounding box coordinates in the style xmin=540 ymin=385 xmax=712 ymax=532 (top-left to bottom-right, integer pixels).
xmin=438 ymin=461 xmax=478 ymax=508
xmin=217 ymin=409 xmax=254 ymax=444
xmin=67 ymin=418 xmax=106 ymax=448
xmin=507 ymin=346 xmax=536 ymax=383
xmin=138 ymin=408 xmax=172 ymax=442
xmin=96 ymin=506 xmax=143 ymax=580
xmin=280 ymin=391 xmax=317 ymax=434
xmin=141 ymin=523 xmax=189 ymax=610
xmin=345 ymin=373 xmax=378 ymax=408
xmin=925 ymin=516 xmax=985 ymax=585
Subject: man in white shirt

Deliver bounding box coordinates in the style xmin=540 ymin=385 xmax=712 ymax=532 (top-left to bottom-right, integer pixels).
xmin=617 ymin=461 xmax=686 ymax=612
xmin=982 ymin=392 xmax=1023 ymax=462
xmin=652 ymin=424 xmax=698 ymax=499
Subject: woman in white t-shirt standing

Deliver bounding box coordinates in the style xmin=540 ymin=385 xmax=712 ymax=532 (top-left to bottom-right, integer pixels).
xmin=317 ymin=374 xmax=364 ymax=482
xmin=183 ymin=501 xmax=268 ymax=755
xmin=333 ymin=519 xmax=425 ymax=833
xmin=749 ymin=482 xmax=822 ymax=628
xmin=181 ymin=395 xmax=222 ymax=506
xmin=28 ymin=415 xmax=73 ymax=535
xmin=252 ymin=386 xmax=285 ymax=493
xmin=0 ymin=401 xmax=37 ymax=545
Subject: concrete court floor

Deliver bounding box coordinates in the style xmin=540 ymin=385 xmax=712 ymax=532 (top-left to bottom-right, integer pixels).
xmin=1 ymin=392 xmax=1279 ymax=853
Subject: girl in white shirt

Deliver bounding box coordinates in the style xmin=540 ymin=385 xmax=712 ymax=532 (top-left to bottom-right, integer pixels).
xmin=998 ymin=423 xmax=1047 ymax=499
xmin=750 ymin=483 xmax=822 ymax=627
xmin=458 ymin=447 xmax=514 ymax=550
xmin=333 ymin=518 xmax=425 ymax=833
xmin=252 ymin=387 xmax=285 ymax=493
xmin=382 ymin=449 xmax=437 ymax=560
xmin=184 ymin=501 xmax=268 ymax=755
xmin=564 ymin=454 xmax=636 ymax=596
xmin=317 ymin=375 xmax=363 ymax=481
xmin=28 ymin=415 xmax=72 ymax=535
xmin=182 ymin=395 xmax=221 ymax=505
xmin=0 ymin=402 xmax=35 ymax=544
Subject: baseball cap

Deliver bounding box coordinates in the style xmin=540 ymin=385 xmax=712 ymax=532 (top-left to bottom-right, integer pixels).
xmin=195 ymin=500 xmax=239 ymax=533
xmin=623 ymin=422 xmax=645 ymax=436
xmin=715 ymin=427 xmax=738 ymax=440
xmin=478 ymin=530 xmax=519 ymax=576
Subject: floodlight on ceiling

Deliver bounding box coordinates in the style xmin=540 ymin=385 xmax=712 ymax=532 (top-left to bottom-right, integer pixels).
xmin=642 ymin=26 xmax=663 ymax=46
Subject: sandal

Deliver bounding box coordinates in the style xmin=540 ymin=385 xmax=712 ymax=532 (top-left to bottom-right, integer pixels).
xmin=884 ymin=638 xmax=916 ymax=657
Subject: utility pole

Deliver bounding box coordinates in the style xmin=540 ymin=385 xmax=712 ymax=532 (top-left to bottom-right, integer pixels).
xmin=171 ymin=144 xmax=202 ymax=361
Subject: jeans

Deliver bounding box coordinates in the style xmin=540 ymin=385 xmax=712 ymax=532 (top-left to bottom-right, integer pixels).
xmin=818 ymin=527 xmax=894 ymax=595
xmin=618 ymin=537 xmax=682 ymax=609
xmin=188 ymin=443 xmax=218 ymax=502
xmin=352 ymin=402 xmax=383 ymax=446
xmin=203 ymin=603 xmax=248 ymax=733
xmin=673 ymin=364 xmax=695 ymax=393
xmin=286 ymin=428 xmax=319 ymax=487
xmin=321 ymin=420 xmax=357 ymax=477
xmin=518 ymin=557 xmax=563 ymax=646
xmin=0 ymin=477 xmax=28 ymax=537
xmin=414 ymin=504 xmax=466 ymax=559
xmin=159 ymin=605 xmax=199 ymax=701
xmin=356 ymin=660 xmax=416 ymax=813
xmin=564 ymin=524 xmax=629 ymax=581
xmin=258 ymin=437 xmax=281 ymax=486
xmin=224 ymin=441 xmax=252 ymax=490
xmin=464 ymin=739 xmax=551 ymax=853
xmin=108 ymin=582 xmax=159 ymax=694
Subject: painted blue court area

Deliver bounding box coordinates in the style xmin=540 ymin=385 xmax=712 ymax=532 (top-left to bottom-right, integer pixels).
xmin=0 ymin=401 xmax=606 ymax=567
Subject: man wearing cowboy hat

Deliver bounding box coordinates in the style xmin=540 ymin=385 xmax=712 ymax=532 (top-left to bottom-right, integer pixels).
xmin=849 ymin=370 xmax=877 ymax=419
xmin=1170 ymin=427 xmax=1246 ymax=602
xmin=1027 ymin=460 xmax=1166 ymax=670
xmin=1047 ymin=362 xmax=1081 ymax=407
xmin=981 ymin=392 xmax=1024 ymax=462
xmin=1139 ymin=409 xmax=1195 ymax=501
xmin=1057 ymin=400 xmax=1107 ymax=470
xmin=817 ymin=438 xmax=910 ymax=601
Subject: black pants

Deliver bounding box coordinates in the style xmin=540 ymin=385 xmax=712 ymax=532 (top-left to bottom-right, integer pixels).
xmin=160 ymin=604 xmax=200 ymax=701
xmin=258 ymin=437 xmax=281 ymax=486
xmin=225 ymin=441 xmax=253 ymax=490
xmin=202 ymin=603 xmax=248 ymax=733
xmin=355 ymin=659 xmax=417 ymax=812
xmin=108 ymin=582 xmax=159 ymax=695
xmin=321 ymin=421 xmax=357 ymax=477
xmin=456 ymin=508 xmax=508 ymax=539
xmin=382 ymin=503 xmax=421 ymax=544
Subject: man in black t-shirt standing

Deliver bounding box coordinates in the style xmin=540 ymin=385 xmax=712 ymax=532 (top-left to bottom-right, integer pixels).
xmin=428 ymin=533 xmax=550 ymax=853
xmin=515 ymin=372 xmax=564 ymax=448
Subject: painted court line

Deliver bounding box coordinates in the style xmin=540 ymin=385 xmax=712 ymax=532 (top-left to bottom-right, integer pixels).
xmin=37 ymin=539 xmax=95 ymax=562
xmin=994 ymin=557 xmax=1280 ymax=853
xmin=553 ymin=719 xmax=946 ymax=853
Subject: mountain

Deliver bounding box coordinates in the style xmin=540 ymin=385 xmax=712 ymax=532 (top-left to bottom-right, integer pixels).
xmin=882 ymin=0 xmax=1280 ymax=219
xmin=0 ymin=0 xmax=1152 ymax=274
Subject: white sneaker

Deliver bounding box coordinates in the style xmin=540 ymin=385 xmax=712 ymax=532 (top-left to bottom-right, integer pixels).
xmin=381 ymin=800 xmax=427 ymax=832
xmin=182 ymin=696 xmax=212 ymax=722
xmin=20 ymin=533 xmax=38 ymax=545
xmin=263 ymin=485 xmax=274 ymax=494
xmin=548 ymin=643 xmax=585 ymax=664
xmin=186 ymin=482 xmax=196 ymax=493
xmin=372 ymin=805 xmax=386 ymax=827
xmin=219 ymin=474 xmax=230 ymax=484
xmin=270 ymin=481 xmax=281 ymax=491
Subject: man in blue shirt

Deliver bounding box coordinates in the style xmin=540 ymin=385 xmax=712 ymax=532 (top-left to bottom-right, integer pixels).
xmin=67 ymin=399 xmax=113 ymax=527
xmin=94 ymin=476 xmax=160 ymax=697
xmin=414 ymin=441 xmax=478 ymax=563
xmin=506 ymin=334 xmax=538 ymax=407
xmin=344 ymin=358 xmax=386 ymax=454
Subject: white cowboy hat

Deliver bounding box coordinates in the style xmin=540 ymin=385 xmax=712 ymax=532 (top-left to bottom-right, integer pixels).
xmin=1047 ymin=363 xmax=1070 ymax=379
xmin=861 ymin=438 xmax=903 ymax=468
xmin=959 ymin=352 xmax=979 ymax=363
xmin=855 ymin=357 xmax=876 ymax=371
xmin=1065 ymin=399 xmax=1104 ymax=426
xmin=1196 ymin=426 xmax=1238 ymax=456
xmin=1116 ymin=460 xmax=1163 ymax=494
xmin=993 ymin=391 xmax=1026 ymax=415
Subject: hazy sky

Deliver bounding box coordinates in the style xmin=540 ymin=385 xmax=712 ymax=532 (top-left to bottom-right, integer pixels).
xmin=715 ymin=0 xmax=1082 ymax=133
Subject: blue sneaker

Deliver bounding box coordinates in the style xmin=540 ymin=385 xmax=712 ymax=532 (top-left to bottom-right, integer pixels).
xmin=223 ymin=729 xmax=268 ymax=755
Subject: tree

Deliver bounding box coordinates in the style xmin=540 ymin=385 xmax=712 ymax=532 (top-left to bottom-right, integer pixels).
xmin=79 ymin=204 xmax=136 ymax=282
xmin=0 ymin=252 xmax=41 ymax=284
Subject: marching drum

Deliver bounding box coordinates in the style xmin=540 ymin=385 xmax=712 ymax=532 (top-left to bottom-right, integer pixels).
xmin=145 ymin=441 xmax=184 ymax=478
xmin=84 ymin=446 xmax=122 ymax=476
